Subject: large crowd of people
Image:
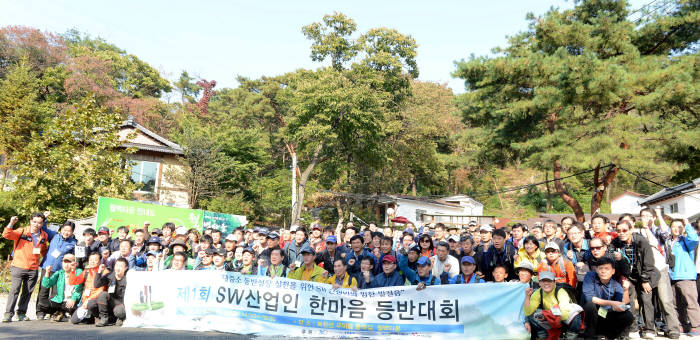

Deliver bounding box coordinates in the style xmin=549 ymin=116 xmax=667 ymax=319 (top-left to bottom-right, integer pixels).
xmin=2 ymin=208 xmax=700 ymax=340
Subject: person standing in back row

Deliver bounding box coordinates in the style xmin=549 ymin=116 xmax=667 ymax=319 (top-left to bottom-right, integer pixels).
xmin=2 ymin=213 xmax=49 ymax=322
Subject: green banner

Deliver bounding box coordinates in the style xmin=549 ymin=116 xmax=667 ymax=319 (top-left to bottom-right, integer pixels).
xmin=95 ymin=197 xmax=246 ymax=232
xmin=202 ymin=211 xmax=245 ymax=234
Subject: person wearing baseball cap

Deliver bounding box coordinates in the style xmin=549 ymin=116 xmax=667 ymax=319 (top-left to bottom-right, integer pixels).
xmin=257 ymin=231 xmax=281 ymax=266
xmin=365 ymin=254 xmax=404 ymax=288
xmin=234 ymin=248 xmax=258 ymax=275
xmin=286 ymin=244 xmax=326 ymax=282
xmin=399 ymin=255 xmax=440 ymax=290
xmin=135 ymin=251 xmax=160 ymax=272
xmin=316 ymin=235 xmax=346 ymax=277
xmin=475 ymin=224 xmax=494 ymax=256
xmin=96 ymin=226 xmax=111 ymax=251
xmin=309 ymin=224 xmax=324 ymax=253
xmin=134 ymin=236 xmax=164 ymax=269
xmin=538 ymin=242 xmax=577 ymax=288
xmin=212 ymin=248 xmax=231 ymax=271
xmin=523 ymin=271 xmax=582 ymax=340
xmin=449 ymin=256 xmax=484 ymax=284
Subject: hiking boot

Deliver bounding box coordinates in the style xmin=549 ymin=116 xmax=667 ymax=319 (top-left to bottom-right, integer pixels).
xmin=2 ymin=313 xmax=11 ymax=322
xmin=16 ymin=314 xmax=29 ymax=321
xmin=95 ymin=315 xmax=108 ymax=327
xmin=52 ymin=312 xmax=64 ymax=322
xmin=115 ymin=318 xmax=123 ymax=326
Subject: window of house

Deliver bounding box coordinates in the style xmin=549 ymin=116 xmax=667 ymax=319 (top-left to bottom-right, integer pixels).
xmin=670 ymin=202 xmax=679 ymax=213
xmin=130 ymin=160 xmax=158 ymax=192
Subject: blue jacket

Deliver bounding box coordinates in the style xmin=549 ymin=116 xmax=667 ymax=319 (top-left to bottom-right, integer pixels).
xmin=449 ymin=273 xmax=484 ymax=284
xmin=669 ymin=224 xmax=699 ymax=281
xmin=345 ymin=248 xmax=377 ymax=276
xmin=563 ymin=239 xmax=589 ymax=264
xmin=40 ymin=226 xmax=77 ymax=271
xmin=398 ymin=254 xmax=441 ymax=286
xmin=370 ymin=270 xmax=405 ymax=288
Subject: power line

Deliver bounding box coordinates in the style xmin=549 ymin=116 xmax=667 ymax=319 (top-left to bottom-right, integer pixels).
xmin=321 ymin=164 xmax=615 ymax=202
xmin=617 ymin=166 xmax=700 ymax=203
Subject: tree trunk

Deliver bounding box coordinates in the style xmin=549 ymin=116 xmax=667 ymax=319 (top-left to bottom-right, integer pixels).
xmin=545 ymin=172 xmax=551 ymax=213
xmin=410 ymin=175 xmax=417 ymax=196
xmin=553 ymin=160 xmax=585 ymax=222
xmin=591 ymin=163 xmax=618 ymax=215
xmin=291 ymin=143 xmax=324 ymax=226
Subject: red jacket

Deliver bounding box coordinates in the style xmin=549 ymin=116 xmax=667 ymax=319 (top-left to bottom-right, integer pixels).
xmin=3 ymin=227 xmax=49 ymax=270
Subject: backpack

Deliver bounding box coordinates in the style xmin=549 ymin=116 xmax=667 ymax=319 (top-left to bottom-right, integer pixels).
xmin=538 ymin=285 xmax=579 ymax=313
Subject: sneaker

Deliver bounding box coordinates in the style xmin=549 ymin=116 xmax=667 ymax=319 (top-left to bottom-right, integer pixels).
xmin=667 ymin=331 xmax=681 ymax=339
xmin=52 ymin=312 xmax=64 ymax=322
xmin=628 ymin=332 xmax=641 ymax=339
xmin=95 ymin=316 xmax=108 ymax=327
xmin=115 ymin=318 xmax=123 ymax=327
xmin=16 ymin=314 xmax=29 ymax=321
xmin=35 ymin=312 xmax=44 ymax=321
xmin=1 ymin=313 xmax=11 ymax=322
xmin=687 ymin=329 xmax=700 ymax=337
xmin=642 ymin=331 xmax=655 ymax=339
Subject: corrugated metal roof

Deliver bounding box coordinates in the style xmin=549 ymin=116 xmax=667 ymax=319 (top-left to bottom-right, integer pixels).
xmin=638 ymin=178 xmax=700 ymax=205
xmin=121 ymin=142 xmax=184 ymax=155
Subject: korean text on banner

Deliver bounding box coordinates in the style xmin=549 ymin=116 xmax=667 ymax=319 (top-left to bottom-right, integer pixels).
xmin=123 ymin=271 xmax=529 ymax=339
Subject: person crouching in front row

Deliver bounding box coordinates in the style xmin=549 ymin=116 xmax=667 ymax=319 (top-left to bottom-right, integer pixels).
xmin=39 ymin=253 xmax=83 ymax=322
xmin=523 ymin=271 xmax=584 ymax=340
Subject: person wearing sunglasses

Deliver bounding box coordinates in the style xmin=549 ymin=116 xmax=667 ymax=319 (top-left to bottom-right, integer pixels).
xmin=611 ymin=220 xmax=659 ymax=339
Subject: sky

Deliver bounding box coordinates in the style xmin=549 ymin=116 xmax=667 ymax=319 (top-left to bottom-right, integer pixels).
xmin=1 ymin=0 xmax=648 ymax=97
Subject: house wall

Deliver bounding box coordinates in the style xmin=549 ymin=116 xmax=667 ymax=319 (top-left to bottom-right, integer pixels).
xmin=157 ymin=154 xmax=190 ymax=208
xmin=386 ymin=199 xmax=466 ymax=225
xmin=128 ymin=151 xmax=190 ymax=208
xmin=611 ymin=194 xmax=644 ymax=214
xmin=645 ymin=193 xmax=700 ymax=217
xmin=119 ymin=127 xmax=162 ymax=147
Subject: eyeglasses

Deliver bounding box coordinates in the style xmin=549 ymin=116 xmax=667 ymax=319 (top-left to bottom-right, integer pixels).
xmin=590 ymin=246 xmax=604 ymax=250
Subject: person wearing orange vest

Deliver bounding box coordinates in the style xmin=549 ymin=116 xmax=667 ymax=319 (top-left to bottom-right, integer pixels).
xmin=538 ymin=242 xmax=578 ymax=288
xmin=2 ymin=213 xmax=49 ymax=322
xmin=68 ymin=252 xmax=106 ymax=324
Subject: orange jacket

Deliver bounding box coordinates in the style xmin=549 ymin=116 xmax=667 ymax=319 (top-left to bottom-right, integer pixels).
xmin=538 ymin=256 xmax=578 ymax=287
xmin=69 ymin=267 xmax=104 ymax=302
xmin=2 ymin=227 xmax=48 ymax=270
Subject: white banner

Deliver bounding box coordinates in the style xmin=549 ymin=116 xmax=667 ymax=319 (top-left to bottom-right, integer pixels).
xmin=122 ymin=271 xmax=529 ymax=339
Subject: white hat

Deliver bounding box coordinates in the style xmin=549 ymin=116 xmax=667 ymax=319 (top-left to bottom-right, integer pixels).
xmin=175 ymin=226 xmax=187 ymax=236
xmin=479 ymin=224 xmax=493 ymax=232
xmin=544 ymin=242 xmax=560 ymax=252
xmin=290 ymin=225 xmax=299 ymax=232
xmin=225 ymin=234 xmax=237 ymax=242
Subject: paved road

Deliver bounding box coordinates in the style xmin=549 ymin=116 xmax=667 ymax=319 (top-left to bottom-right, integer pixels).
xmin=0 ymin=293 xmax=696 ymax=339
xmin=1 ymin=321 xmax=256 ymax=340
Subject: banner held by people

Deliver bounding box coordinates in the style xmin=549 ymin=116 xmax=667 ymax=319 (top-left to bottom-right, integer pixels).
xmin=123 ymin=270 xmax=529 ymax=339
